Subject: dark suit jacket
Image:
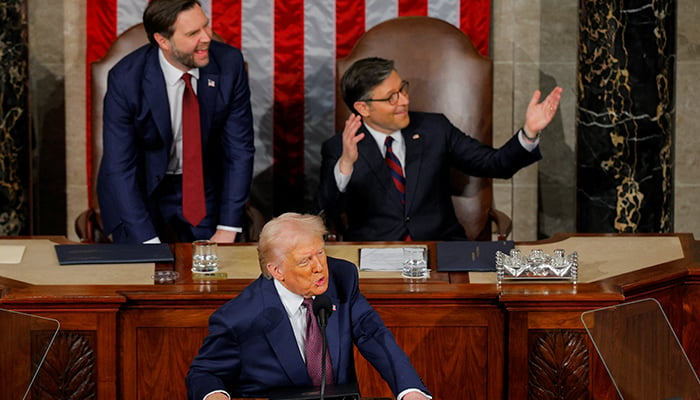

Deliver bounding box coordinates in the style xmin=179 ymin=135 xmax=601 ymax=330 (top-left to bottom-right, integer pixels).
xmin=97 ymin=41 xmax=255 ymax=243
xmin=315 ymin=112 xmax=542 ymax=241
xmin=186 ymin=257 xmax=429 ymax=399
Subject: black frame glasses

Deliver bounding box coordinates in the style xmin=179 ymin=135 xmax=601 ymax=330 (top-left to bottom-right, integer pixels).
xmin=363 ymin=81 xmax=410 ymax=105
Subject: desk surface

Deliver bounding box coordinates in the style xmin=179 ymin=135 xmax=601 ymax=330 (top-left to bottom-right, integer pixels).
xmin=1 ymin=233 xmax=698 ymax=400
xmin=0 ymin=233 xmax=690 ymax=287
xmin=0 ymin=233 xmax=695 ymax=307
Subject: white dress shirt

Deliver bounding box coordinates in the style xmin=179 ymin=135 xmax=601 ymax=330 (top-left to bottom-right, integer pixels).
xmin=333 ymin=123 xmax=538 ymax=192
xmin=144 ymin=51 xmax=238 ymax=244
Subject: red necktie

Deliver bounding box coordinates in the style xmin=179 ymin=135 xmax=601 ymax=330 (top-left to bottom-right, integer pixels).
xmin=303 ymin=298 xmax=333 ymax=385
xmin=181 ymin=73 xmax=206 ymax=226
xmin=384 ymin=136 xmax=405 ymax=204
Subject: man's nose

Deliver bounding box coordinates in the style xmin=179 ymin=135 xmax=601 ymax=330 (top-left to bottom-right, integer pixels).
xmin=398 ymin=91 xmax=409 ymax=106
xmin=310 ymin=256 xmax=324 ymax=272
xmin=199 ymin=27 xmax=213 ymax=42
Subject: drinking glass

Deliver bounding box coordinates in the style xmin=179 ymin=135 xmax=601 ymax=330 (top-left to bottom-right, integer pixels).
xmin=402 ymin=246 xmax=428 ymax=278
xmin=192 ymin=240 xmax=219 ymax=274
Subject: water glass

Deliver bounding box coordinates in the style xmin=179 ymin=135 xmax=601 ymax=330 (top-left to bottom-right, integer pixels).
xmin=402 ymin=246 xmax=428 ymax=278
xmin=192 ymin=240 xmax=219 ymax=274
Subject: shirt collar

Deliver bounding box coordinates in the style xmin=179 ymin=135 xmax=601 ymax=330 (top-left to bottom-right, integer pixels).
xmin=273 ymin=279 xmax=306 ymax=317
xmin=158 ymin=48 xmax=200 ymax=87
xmin=364 ymin=123 xmax=403 ymax=151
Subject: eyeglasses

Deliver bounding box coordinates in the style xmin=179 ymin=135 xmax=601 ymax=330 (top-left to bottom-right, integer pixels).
xmin=362 ymin=81 xmax=410 ymax=105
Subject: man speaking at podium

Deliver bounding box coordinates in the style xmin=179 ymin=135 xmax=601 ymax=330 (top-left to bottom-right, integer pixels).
xmin=186 ymin=213 xmax=431 ymax=400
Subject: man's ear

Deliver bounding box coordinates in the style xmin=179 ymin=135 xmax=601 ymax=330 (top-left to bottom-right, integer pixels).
xmin=154 ymin=32 xmax=170 ymax=51
xmin=267 ymin=263 xmax=284 ymax=281
xmin=353 ymin=101 xmax=371 ymax=118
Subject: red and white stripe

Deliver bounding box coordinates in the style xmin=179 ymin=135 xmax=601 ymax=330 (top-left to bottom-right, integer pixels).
xmin=86 ymin=0 xmax=490 ymax=212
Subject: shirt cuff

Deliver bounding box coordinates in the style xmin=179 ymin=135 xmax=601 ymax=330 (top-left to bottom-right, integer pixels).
xmin=203 ymin=390 xmax=230 ymax=400
xmin=143 ymin=237 xmax=161 ymax=244
xmin=398 ymin=388 xmax=432 ymax=399
xmin=517 ymin=128 xmax=540 ymax=151
xmin=333 ymin=161 xmax=352 ymax=193
xmin=216 ymin=225 xmax=243 ymax=233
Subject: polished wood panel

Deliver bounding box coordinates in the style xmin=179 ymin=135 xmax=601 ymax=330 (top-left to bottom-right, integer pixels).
xmin=120 ymin=308 xmax=215 ymax=399
xmin=1 ymin=234 xmax=699 ymax=399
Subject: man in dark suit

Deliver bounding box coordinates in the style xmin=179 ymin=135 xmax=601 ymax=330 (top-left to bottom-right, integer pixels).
xmin=97 ymin=0 xmax=254 ymax=244
xmin=315 ymin=57 xmax=562 ymax=241
xmin=186 ymin=213 xmax=431 ymax=400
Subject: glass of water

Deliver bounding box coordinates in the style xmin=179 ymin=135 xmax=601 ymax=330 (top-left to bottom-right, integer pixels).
xmin=402 ymin=246 xmax=428 ymax=279
xmin=192 ymin=240 xmax=219 ymax=274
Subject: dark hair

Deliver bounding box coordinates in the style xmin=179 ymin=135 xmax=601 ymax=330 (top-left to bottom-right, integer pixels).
xmin=340 ymin=57 xmax=395 ymax=114
xmin=143 ymin=0 xmax=201 ymax=46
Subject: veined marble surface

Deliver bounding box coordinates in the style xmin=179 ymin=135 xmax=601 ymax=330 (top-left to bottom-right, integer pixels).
xmin=577 ymin=0 xmax=675 ymax=233
xmin=0 ymin=0 xmax=30 ymax=235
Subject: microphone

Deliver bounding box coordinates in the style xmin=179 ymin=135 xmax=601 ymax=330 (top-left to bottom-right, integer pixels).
xmin=313 ymin=294 xmax=333 ymax=328
xmin=312 ymin=294 xmax=333 ymax=399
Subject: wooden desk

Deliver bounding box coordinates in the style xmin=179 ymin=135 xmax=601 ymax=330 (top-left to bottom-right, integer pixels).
xmin=1 ymin=234 xmax=698 ymax=400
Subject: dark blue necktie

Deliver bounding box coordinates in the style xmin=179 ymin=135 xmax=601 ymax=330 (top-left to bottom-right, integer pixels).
xmin=384 ymin=136 xmax=405 ymax=205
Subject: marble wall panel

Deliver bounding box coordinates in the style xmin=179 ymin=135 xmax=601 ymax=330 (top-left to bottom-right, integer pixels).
xmin=0 ymin=0 xmax=31 ymax=235
xmin=577 ymin=0 xmax=676 ymax=233
xmin=28 ymin=0 xmax=66 ymax=234
xmin=675 ymin=0 xmax=700 ymax=237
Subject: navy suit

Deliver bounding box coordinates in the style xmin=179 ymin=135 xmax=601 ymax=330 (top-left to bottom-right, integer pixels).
xmin=316 ymin=112 xmax=541 ymax=241
xmin=97 ymin=41 xmax=254 ymax=243
xmin=186 ymin=257 xmax=429 ymax=399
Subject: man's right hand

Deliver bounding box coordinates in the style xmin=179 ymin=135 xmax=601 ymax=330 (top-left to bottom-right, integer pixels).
xmin=337 ymin=113 xmax=364 ymax=175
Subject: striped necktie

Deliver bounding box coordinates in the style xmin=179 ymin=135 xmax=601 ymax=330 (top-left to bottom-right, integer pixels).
xmin=384 ymin=136 xmax=405 ymax=205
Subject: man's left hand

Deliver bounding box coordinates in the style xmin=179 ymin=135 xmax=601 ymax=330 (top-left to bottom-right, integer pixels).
xmin=210 ymin=229 xmax=237 ymax=243
xmin=524 ymin=86 xmax=563 ymax=136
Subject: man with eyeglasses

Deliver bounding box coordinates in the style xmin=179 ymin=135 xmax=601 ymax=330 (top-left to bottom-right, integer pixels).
xmin=315 ymin=56 xmax=562 ymax=241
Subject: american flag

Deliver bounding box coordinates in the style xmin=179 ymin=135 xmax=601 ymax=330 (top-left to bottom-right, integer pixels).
xmin=86 ymin=0 xmax=491 ymax=217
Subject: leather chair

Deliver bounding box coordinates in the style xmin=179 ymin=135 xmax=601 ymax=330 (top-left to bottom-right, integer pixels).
xmin=75 ymin=24 xmax=264 ymax=242
xmin=334 ymin=16 xmax=511 ymax=241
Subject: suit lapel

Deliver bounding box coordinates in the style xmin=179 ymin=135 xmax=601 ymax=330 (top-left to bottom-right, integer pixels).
xmin=324 ymin=288 xmax=341 ymax=379
xmin=356 ymin=126 xmax=385 ymax=176
xmin=197 ymin=67 xmax=219 ymax=150
xmin=261 ymin=280 xmax=312 ymax=386
xmin=143 ymin=49 xmax=172 ymax=150
xmin=402 ymin=123 xmax=424 ymax=210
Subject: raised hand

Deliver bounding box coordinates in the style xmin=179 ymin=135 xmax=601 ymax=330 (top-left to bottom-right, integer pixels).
xmin=338 ymin=113 xmax=365 ymax=175
xmin=524 ymin=86 xmax=563 ymax=136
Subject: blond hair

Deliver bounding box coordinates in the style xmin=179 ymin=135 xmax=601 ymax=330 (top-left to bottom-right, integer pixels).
xmin=257 ymin=213 xmax=328 ymax=278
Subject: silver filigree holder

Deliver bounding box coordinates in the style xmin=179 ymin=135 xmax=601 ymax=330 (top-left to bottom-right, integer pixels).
xmin=496 ymin=248 xmax=578 ymax=286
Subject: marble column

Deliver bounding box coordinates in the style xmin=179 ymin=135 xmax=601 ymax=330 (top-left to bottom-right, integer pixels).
xmin=577 ymin=0 xmax=675 ymax=233
xmin=0 ymin=0 xmax=31 ymax=235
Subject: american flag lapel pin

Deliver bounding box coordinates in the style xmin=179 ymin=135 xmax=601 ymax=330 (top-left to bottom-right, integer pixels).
xmin=412 ymin=133 xmax=420 ymax=140
xmin=332 ymin=304 xmax=337 ymax=311
xmin=208 ymin=79 xmax=216 ymax=87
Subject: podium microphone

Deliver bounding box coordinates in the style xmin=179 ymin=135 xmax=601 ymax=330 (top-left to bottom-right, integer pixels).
xmin=313 ymin=294 xmax=333 ymax=399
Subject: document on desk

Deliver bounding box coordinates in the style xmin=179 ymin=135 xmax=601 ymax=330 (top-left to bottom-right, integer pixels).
xmin=436 ymin=240 xmax=514 ymax=272
xmin=0 ymin=244 xmax=26 ymax=264
xmin=55 ymin=244 xmax=174 ymax=265
xmin=359 ymin=247 xmax=405 ymax=271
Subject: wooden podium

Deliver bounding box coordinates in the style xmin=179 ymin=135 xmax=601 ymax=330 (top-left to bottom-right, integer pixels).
xmin=0 ymin=233 xmax=699 ymax=399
